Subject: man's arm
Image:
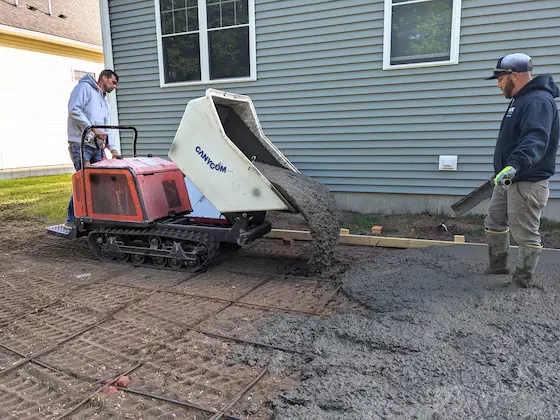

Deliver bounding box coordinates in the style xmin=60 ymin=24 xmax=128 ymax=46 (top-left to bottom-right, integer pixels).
xmin=68 ymin=84 xmax=92 ymax=135
xmin=506 ymin=99 xmax=555 ymax=173
xmin=107 ymin=134 xmax=120 ymax=158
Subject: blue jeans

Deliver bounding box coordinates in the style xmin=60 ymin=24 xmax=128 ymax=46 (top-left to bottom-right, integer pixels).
xmin=66 ymin=143 xmax=103 ymax=223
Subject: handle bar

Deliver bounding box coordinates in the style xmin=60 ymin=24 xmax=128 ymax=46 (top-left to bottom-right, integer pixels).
xmin=80 ymin=125 xmax=139 ymax=170
xmin=79 ymin=125 xmax=138 ymax=218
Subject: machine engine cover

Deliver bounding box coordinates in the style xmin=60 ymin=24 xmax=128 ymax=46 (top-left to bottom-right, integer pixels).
xmin=73 ymin=157 xmax=192 ymax=222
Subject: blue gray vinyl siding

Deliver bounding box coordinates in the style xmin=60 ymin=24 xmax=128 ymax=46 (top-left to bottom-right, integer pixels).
xmin=109 ymin=0 xmax=560 ymax=199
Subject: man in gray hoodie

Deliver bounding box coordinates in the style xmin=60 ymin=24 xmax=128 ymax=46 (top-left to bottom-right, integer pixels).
xmin=65 ymin=69 xmax=120 ymax=228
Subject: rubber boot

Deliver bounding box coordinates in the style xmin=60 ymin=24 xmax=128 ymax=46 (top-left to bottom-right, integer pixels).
xmin=485 ymin=230 xmax=510 ymax=274
xmin=512 ymin=245 xmax=542 ymax=288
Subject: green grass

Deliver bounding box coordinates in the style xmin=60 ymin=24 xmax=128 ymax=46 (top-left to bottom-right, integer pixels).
xmin=540 ymin=218 xmax=560 ymax=232
xmin=345 ymin=211 xmax=435 ymax=233
xmin=463 ymin=227 xmax=486 ymax=236
xmin=344 ymin=214 xmax=381 ymax=234
xmin=0 ymin=174 xmax=72 ymax=224
xmin=455 ymin=214 xmax=486 ymax=224
xmin=342 ymin=211 xmax=559 ymax=247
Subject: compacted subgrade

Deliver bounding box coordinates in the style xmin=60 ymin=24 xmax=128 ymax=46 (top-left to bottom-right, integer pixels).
xmin=254 ymin=162 xmax=340 ymax=274
xmin=230 ymin=246 xmax=560 ymax=419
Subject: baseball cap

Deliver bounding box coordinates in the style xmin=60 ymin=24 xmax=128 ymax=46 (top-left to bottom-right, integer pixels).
xmin=484 ymin=53 xmax=533 ymax=80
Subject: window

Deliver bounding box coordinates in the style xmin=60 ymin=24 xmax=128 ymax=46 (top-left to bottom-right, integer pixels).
xmin=383 ymin=0 xmax=462 ymax=69
xmin=73 ymin=70 xmax=95 ymax=81
xmin=155 ymin=0 xmax=256 ymax=86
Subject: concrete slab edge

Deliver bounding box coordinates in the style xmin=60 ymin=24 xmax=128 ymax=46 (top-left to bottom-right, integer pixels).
xmin=0 ymin=165 xmax=74 ymax=180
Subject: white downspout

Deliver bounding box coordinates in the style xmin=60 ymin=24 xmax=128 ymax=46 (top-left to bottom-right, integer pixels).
xmin=99 ymin=0 xmax=121 ymax=154
xmin=47 ymin=0 xmax=52 ymax=15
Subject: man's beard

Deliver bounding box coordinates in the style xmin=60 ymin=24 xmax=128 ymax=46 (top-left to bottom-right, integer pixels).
xmin=503 ymin=78 xmax=515 ymax=98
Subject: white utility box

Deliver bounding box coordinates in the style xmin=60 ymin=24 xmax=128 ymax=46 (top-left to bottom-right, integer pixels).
xmin=439 ymin=155 xmax=458 ymax=171
xmin=169 ymin=89 xmax=299 ymax=213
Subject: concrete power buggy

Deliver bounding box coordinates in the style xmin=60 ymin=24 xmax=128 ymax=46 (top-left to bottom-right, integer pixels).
xmin=46 ymin=89 xmax=299 ymax=272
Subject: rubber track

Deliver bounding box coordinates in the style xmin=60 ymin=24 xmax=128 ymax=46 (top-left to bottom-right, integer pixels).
xmin=88 ymin=227 xmax=219 ymax=272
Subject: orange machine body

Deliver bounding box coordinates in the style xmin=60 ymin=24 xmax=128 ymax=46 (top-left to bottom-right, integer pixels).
xmin=72 ymin=157 xmax=192 ymax=223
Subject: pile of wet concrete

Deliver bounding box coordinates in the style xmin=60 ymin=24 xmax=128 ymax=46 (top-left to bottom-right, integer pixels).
xmin=255 ymin=162 xmax=340 ymax=274
xmin=231 ymin=246 xmax=560 ymax=419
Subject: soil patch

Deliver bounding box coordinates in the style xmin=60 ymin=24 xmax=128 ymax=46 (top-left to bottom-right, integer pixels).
xmin=268 ymin=211 xmax=560 ymax=249
xmin=256 ymin=162 xmax=340 ymax=274
xmin=232 ymin=246 xmax=560 ymax=419
xmin=340 ymin=211 xmax=560 ymax=249
xmin=0 ymin=221 xmax=306 ymax=419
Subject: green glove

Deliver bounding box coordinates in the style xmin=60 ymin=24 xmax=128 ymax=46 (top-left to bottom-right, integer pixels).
xmin=494 ymin=166 xmax=517 ymax=186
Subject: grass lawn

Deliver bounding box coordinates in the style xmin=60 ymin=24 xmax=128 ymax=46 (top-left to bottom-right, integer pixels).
xmin=0 ymin=174 xmax=72 ymax=224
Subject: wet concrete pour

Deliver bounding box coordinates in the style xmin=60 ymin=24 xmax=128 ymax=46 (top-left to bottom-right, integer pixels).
xmin=254 ymin=162 xmax=340 ymax=274
xmin=233 ymin=246 xmax=560 ymax=419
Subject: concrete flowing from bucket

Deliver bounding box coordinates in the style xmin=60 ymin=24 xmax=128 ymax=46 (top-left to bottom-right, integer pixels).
xmin=230 ymin=246 xmax=560 ymax=419
xmin=255 ymin=162 xmax=340 ymax=273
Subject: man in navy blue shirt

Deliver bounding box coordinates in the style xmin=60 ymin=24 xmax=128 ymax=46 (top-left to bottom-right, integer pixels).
xmin=483 ymin=53 xmax=559 ymax=287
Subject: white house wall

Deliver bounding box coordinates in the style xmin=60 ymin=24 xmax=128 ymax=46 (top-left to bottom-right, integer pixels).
xmin=0 ymin=46 xmax=104 ymax=170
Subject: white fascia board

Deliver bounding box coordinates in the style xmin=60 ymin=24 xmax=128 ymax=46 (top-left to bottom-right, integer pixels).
xmin=99 ymin=0 xmax=121 ymax=153
xmin=0 ymin=24 xmax=103 ymax=51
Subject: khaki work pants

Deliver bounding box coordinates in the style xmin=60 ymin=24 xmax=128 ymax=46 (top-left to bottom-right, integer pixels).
xmin=484 ymin=180 xmax=550 ymax=246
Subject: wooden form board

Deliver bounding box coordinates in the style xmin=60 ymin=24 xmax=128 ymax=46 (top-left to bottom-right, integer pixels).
xmin=265 ymin=229 xmax=479 ymax=249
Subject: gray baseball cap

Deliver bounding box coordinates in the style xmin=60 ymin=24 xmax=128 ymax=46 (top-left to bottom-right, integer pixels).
xmin=485 ymin=53 xmax=533 ymax=80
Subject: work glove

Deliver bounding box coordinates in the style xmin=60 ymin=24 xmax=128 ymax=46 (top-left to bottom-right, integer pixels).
xmin=494 ymin=166 xmax=517 ymax=186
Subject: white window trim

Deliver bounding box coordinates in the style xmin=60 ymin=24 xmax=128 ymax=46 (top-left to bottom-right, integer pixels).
xmin=154 ymin=0 xmax=257 ymax=87
xmin=383 ymin=0 xmax=462 ymax=70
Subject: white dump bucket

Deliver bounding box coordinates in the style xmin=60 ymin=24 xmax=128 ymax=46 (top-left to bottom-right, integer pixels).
xmin=169 ymin=89 xmax=298 ymax=214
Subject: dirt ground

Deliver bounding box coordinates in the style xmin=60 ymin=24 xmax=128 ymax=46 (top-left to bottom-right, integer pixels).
xmin=2 ymin=212 xmax=560 ymax=419
xmin=0 ymin=215 xmax=369 ymax=419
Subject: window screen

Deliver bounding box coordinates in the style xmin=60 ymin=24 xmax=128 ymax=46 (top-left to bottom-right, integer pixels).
xmin=390 ymin=0 xmax=453 ymax=66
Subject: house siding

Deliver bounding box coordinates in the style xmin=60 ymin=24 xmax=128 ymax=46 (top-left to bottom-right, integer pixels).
xmin=108 ymin=0 xmax=560 ymax=203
